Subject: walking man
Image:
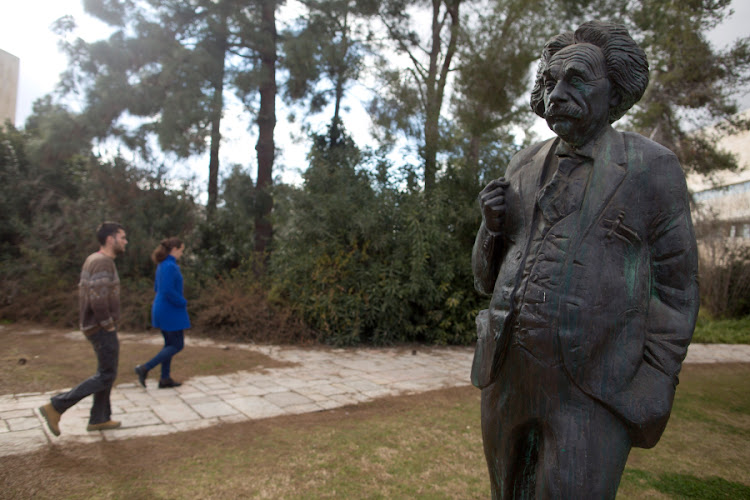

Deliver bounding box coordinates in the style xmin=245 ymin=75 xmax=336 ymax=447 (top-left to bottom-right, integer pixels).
xmin=39 ymin=222 xmax=128 ymax=435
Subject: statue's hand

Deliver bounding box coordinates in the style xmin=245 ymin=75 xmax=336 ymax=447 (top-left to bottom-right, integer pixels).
xmin=479 ymin=178 xmax=510 ymax=235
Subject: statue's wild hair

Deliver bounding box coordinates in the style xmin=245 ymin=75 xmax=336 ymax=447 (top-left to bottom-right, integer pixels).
xmin=530 ymin=21 xmax=649 ymax=123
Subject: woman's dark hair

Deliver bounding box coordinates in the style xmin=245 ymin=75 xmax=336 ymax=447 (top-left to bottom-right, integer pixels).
xmin=152 ymin=237 xmax=183 ymax=264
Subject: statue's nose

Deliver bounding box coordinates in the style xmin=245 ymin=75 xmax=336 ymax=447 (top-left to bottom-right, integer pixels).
xmin=548 ymin=80 xmax=573 ymax=104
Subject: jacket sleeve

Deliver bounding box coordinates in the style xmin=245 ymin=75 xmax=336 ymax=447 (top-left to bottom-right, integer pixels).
xmin=613 ymin=152 xmax=700 ymax=447
xmin=472 ymin=222 xmax=504 ymax=296
xmin=159 ymin=263 xmax=188 ymax=308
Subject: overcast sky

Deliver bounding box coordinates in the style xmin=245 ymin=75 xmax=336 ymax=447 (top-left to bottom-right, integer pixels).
xmin=2 ymin=0 xmax=749 ymax=187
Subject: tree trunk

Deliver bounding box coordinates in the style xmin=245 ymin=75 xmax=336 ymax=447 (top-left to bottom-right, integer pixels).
xmin=254 ymin=0 xmax=277 ymax=258
xmin=422 ymin=0 xmax=460 ymax=193
xmin=206 ymin=8 xmax=229 ymax=220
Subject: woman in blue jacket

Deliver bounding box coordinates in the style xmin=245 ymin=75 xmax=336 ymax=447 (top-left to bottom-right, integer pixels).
xmin=135 ymin=237 xmax=190 ymax=388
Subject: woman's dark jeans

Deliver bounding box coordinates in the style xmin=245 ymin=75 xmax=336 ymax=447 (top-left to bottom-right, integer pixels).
xmin=143 ymin=330 xmax=184 ymax=379
xmin=51 ymin=329 xmax=119 ymax=425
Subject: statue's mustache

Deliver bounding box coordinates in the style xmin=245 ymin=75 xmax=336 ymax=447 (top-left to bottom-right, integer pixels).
xmin=545 ymin=104 xmax=582 ymax=119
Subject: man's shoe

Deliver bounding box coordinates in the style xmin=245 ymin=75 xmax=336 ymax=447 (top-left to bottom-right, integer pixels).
xmin=134 ymin=365 xmax=148 ymax=387
xmin=87 ymin=420 xmax=121 ymax=432
xmin=158 ymin=378 xmax=182 ymax=388
xmin=39 ymin=403 xmax=61 ymax=436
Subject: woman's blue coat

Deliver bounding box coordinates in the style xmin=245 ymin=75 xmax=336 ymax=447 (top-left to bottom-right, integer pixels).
xmin=151 ymin=255 xmax=191 ymax=331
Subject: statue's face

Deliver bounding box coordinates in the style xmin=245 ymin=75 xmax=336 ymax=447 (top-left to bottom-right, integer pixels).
xmin=542 ymin=43 xmax=613 ymax=148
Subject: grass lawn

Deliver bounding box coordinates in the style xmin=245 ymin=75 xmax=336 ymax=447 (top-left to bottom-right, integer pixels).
xmin=1 ymin=359 xmax=748 ymax=499
xmin=692 ymin=314 xmax=750 ymax=344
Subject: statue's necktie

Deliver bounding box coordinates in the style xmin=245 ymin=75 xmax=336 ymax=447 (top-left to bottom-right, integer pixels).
xmin=537 ymin=154 xmax=588 ymax=223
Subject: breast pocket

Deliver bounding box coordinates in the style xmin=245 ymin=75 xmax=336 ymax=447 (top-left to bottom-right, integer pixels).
xmin=597 ymin=210 xmax=647 ymax=303
xmin=601 ymin=210 xmax=641 ymax=247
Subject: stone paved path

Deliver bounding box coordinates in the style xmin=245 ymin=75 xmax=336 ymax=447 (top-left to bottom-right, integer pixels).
xmin=1 ymin=331 xmax=749 ymax=458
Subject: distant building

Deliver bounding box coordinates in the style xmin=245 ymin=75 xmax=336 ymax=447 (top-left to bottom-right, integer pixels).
xmin=690 ymin=110 xmax=750 ymax=255
xmin=0 ymin=48 xmax=20 ymax=126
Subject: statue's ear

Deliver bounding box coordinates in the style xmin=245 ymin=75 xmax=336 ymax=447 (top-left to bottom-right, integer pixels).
xmin=609 ymin=89 xmax=622 ymax=109
xmin=533 ymin=100 xmax=546 ymax=119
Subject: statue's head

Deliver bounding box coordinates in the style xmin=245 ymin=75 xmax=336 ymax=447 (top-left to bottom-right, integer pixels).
xmin=530 ymin=21 xmax=649 ymax=147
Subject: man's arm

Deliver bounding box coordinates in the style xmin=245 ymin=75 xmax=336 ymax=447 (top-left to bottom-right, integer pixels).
xmin=88 ymin=259 xmax=118 ymax=331
xmin=612 ymin=153 xmax=699 ymax=448
xmin=643 ymin=156 xmax=699 ymax=385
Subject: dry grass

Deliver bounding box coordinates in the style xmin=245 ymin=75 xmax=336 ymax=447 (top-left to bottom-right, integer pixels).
xmin=0 ymin=323 xmax=293 ymax=394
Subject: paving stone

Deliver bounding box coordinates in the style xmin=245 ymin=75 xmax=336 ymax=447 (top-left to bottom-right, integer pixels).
xmin=328 ymin=394 xmax=360 ymax=406
xmin=190 ymin=400 xmax=239 ymax=419
xmin=152 ymin=402 xmax=202 ymax=424
xmin=51 ymin=433 xmax=103 ymax=445
xmin=227 ymin=396 xmax=284 ymax=418
xmin=342 ymin=379 xmax=387 ymax=393
xmin=196 ymin=376 xmax=224 ymax=385
xmin=284 ymin=403 xmax=324 ymax=415
xmin=224 ymin=396 xmax=285 ymax=419
xmin=7 ymin=416 xmax=40 ymax=431
xmin=232 ymin=385 xmax=270 ymax=397
xmin=102 ymin=424 xmax=177 ymax=441
xmin=330 ymin=383 xmax=357 ymax=394
xmin=0 ymin=428 xmax=49 ymax=457
xmin=219 ymin=414 xmax=248 ymax=424
xmin=274 ymin=376 xmax=316 ymax=389
xmin=5 ymin=397 xmax=51 ymax=411
xmin=300 ymin=392 xmax=330 ymax=402
xmin=362 ymin=388 xmax=398 ymax=399
xmin=121 ymin=410 xmax=162 ymax=427
xmin=175 ymin=391 xmax=208 ymax=400
xmin=0 ymin=408 xmax=34 ymax=419
xmin=316 ymin=400 xmax=346 ymax=411
xmin=58 ymin=415 xmax=95 ymax=436
xmin=147 ymin=390 xmax=184 ymax=401
xmin=174 ymin=418 xmax=222 ymax=431
xmin=180 ymin=394 xmax=222 ymax=405
xmin=307 ymin=383 xmax=349 ymax=397
xmin=263 ymin=391 xmax=314 ymax=408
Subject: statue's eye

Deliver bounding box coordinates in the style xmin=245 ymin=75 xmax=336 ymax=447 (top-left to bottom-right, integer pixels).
xmin=544 ymin=79 xmax=556 ymax=93
xmin=570 ymin=76 xmax=585 ymax=88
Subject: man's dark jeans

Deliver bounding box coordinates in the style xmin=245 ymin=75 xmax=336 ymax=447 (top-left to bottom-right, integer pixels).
xmin=51 ymin=329 xmax=119 ymax=425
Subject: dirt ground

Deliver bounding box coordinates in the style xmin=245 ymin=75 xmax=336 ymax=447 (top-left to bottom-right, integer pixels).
xmin=0 ymin=323 xmax=294 ymax=394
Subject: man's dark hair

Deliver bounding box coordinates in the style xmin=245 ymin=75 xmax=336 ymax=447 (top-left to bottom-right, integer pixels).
xmin=96 ymin=222 xmax=124 ymax=246
xmin=530 ymin=21 xmax=649 ymax=124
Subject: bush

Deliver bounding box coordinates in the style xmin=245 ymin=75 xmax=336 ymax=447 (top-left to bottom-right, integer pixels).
xmin=190 ymin=265 xmax=315 ymax=344
xmin=269 ymin=129 xmax=486 ymax=345
xmin=696 ymin=218 xmax=750 ymax=318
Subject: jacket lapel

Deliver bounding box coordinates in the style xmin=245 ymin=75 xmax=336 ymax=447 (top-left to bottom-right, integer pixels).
xmin=511 ymin=137 xmax=559 ymax=229
xmin=576 ymin=127 xmax=628 ymax=240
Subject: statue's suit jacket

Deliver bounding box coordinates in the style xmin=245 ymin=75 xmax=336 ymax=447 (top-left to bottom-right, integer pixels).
xmin=472 ymin=126 xmax=699 ymax=448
